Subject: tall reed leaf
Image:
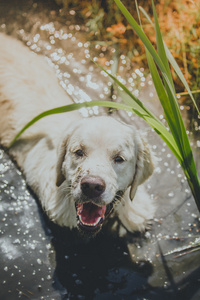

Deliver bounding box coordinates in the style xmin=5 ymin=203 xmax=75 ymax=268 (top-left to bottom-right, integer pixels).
xmin=150 ymin=0 xmax=200 ymax=205
xmin=151 ymin=0 xmax=189 ymax=155
xmin=9 ymin=101 xmax=132 ymax=146
xmin=114 ymin=0 xmax=200 ymax=209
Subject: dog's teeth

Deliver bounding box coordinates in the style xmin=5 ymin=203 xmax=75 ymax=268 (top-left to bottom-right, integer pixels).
xmin=77 ymin=203 xmax=83 ymax=215
xmin=79 ymin=216 xmax=101 ymax=227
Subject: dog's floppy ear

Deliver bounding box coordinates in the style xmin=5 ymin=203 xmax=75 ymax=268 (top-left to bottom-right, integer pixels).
xmin=56 ymin=135 xmax=69 ymax=187
xmin=56 ymin=121 xmax=80 ymax=187
xmin=130 ymin=135 xmax=154 ymax=200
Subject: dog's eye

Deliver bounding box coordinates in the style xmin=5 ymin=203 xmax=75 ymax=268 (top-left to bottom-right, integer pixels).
xmin=114 ymin=155 xmax=125 ymax=163
xmin=74 ymin=149 xmax=84 ymax=157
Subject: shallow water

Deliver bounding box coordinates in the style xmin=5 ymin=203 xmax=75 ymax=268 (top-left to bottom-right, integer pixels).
xmin=0 ymin=1 xmax=200 ymax=299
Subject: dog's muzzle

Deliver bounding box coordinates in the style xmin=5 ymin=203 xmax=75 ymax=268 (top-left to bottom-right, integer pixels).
xmin=74 ymin=175 xmax=114 ymax=236
xmin=74 ymin=176 xmax=124 ymax=236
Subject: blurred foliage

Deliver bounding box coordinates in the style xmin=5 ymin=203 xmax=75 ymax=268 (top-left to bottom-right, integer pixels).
xmin=55 ymin=0 xmax=155 ymax=56
xmin=55 ymin=0 xmax=200 ymax=95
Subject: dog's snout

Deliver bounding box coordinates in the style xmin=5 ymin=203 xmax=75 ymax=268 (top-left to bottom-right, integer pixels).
xmin=81 ymin=176 xmax=106 ymax=198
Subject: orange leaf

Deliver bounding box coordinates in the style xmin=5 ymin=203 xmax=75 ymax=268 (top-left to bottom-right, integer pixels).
xmin=106 ymin=22 xmax=126 ymax=36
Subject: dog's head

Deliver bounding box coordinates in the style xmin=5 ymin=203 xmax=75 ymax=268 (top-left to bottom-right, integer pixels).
xmin=56 ymin=116 xmax=154 ymax=236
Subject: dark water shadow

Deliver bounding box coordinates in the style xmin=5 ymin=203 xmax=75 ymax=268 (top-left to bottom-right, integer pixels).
xmin=41 ymin=213 xmax=153 ymax=300
xmin=38 ymin=206 xmax=200 ymax=300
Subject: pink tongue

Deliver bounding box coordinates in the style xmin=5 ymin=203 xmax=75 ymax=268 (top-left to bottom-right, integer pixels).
xmin=77 ymin=202 xmax=106 ymax=225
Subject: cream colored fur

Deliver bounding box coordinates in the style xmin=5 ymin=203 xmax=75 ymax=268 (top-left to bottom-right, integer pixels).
xmin=0 ymin=33 xmax=156 ymax=234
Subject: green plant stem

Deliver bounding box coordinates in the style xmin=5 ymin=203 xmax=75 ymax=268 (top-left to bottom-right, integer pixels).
xmin=186 ymin=172 xmax=200 ymax=210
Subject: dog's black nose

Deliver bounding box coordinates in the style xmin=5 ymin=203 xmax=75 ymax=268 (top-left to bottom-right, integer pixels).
xmin=81 ymin=176 xmax=106 ymax=198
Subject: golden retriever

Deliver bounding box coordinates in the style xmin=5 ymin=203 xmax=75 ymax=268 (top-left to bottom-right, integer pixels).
xmin=0 ymin=33 xmax=155 ymax=237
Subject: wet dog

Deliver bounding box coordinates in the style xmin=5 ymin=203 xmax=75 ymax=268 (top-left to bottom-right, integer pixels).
xmin=0 ymin=33 xmax=155 ymax=237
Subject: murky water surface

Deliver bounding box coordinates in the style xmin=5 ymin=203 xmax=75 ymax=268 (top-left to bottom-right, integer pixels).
xmin=0 ymin=1 xmax=200 ymax=299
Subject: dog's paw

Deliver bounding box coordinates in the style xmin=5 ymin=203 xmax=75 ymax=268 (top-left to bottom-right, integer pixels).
xmin=118 ymin=210 xmax=152 ymax=233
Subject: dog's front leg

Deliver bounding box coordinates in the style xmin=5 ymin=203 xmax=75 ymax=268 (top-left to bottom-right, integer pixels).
xmin=116 ymin=186 xmax=156 ymax=233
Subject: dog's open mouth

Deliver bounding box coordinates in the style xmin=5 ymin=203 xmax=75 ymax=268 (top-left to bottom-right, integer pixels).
xmin=76 ymin=202 xmax=113 ymax=234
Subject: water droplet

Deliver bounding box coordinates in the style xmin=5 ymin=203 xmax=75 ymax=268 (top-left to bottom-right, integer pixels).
xmin=168 ymin=192 xmax=174 ymax=197
xmin=192 ymin=213 xmax=197 ymax=218
xmin=69 ymin=10 xmax=76 ymax=15
xmin=155 ymin=167 xmax=161 ymax=174
xmin=77 ymin=295 xmax=85 ymax=300
xmin=37 ymin=258 xmax=42 ymax=265
xmin=46 ymin=243 xmax=51 ymax=250
xmin=75 ymin=279 xmax=83 ymax=285
xmin=164 ymin=281 xmax=169 ymax=288
xmin=13 ymin=239 xmax=21 ymax=245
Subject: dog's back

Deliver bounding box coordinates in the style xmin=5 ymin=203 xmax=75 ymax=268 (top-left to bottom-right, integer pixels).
xmin=0 ymin=33 xmax=79 ymax=147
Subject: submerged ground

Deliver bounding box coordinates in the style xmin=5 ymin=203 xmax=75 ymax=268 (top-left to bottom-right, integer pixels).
xmin=0 ymin=0 xmax=200 ymax=299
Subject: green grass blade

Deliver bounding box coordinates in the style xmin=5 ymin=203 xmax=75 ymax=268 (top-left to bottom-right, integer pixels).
xmin=139 ymin=6 xmax=152 ymax=24
xmin=9 ymin=101 xmax=132 ymax=147
xmin=151 ymin=0 xmax=174 ymax=88
xmin=146 ymin=50 xmax=180 ymax=139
